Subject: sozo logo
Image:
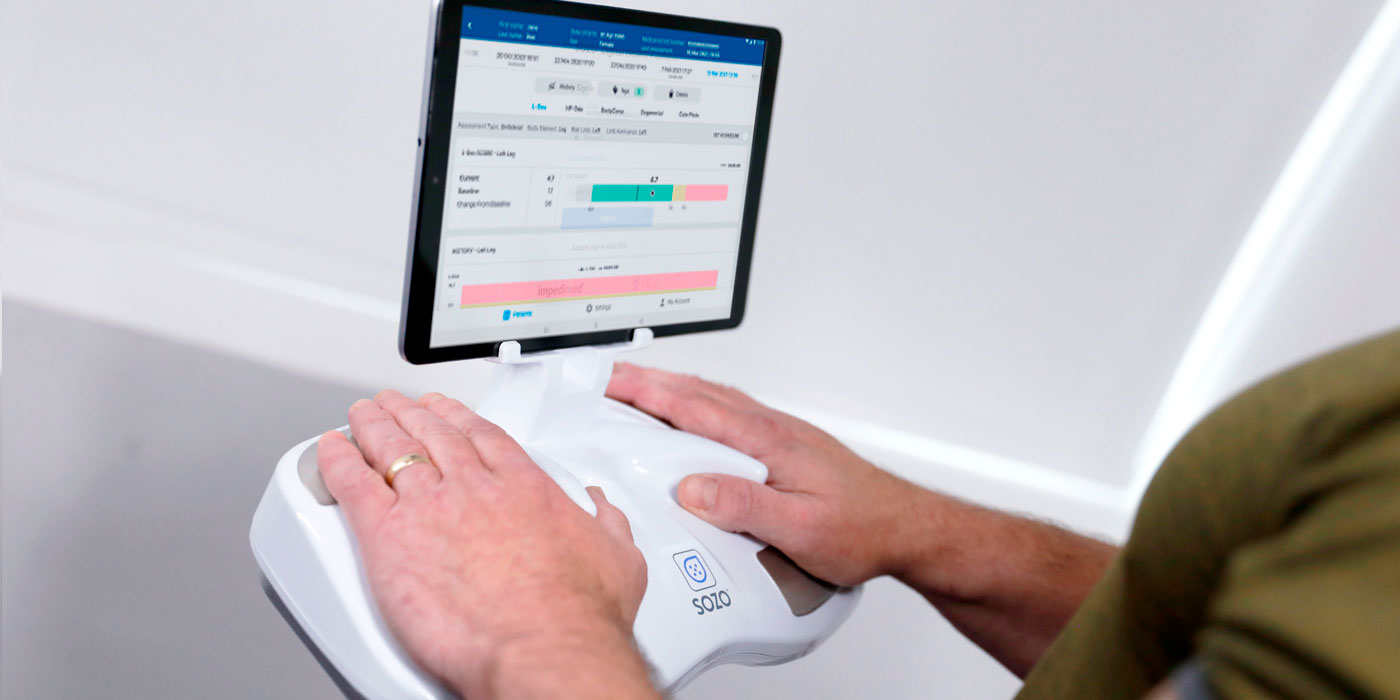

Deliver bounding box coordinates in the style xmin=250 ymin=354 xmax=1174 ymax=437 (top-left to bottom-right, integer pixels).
xmin=691 ymin=589 xmax=733 ymax=615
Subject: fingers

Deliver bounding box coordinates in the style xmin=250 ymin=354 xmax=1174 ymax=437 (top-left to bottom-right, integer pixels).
xmin=676 ymin=473 xmax=809 ymax=548
xmin=587 ymin=486 xmax=636 ymax=544
xmin=588 ymin=486 xmax=648 ymax=623
xmin=607 ymin=363 xmax=787 ymax=458
xmin=373 ymin=390 xmax=484 ymax=479
xmin=418 ymin=392 xmax=538 ymax=476
xmin=348 ymin=398 xmax=442 ymax=495
xmin=317 ymin=430 xmax=393 ymax=532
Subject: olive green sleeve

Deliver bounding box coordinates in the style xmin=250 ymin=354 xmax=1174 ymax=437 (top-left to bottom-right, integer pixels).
xmin=1019 ymin=329 xmax=1400 ymax=699
xmin=1198 ymin=418 xmax=1400 ymax=699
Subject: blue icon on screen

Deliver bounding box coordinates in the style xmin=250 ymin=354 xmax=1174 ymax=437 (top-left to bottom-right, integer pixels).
xmin=502 ymin=309 xmax=511 ymax=321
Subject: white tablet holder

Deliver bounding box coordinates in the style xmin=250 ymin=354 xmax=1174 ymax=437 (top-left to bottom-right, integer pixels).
xmin=251 ymin=330 xmax=861 ymax=699
xmin=478 ymin=328 xmax=657 ymax=445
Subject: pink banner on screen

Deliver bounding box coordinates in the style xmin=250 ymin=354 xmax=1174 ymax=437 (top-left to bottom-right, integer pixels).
xmin=685 ymin=184 xmax=728 ymax=201
xmin=461 ymin=270 xmax=719 ymax=306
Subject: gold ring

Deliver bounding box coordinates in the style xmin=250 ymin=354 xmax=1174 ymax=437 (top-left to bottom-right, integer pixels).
xmin=386 ymin=453 xmax=434 ymax=487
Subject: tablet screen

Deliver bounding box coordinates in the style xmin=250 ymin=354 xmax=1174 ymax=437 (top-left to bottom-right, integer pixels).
xmin=401 ymin=1 xmax=780 ymax=362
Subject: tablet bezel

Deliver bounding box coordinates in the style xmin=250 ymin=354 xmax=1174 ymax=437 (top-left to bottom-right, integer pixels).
xmin=398 ymin=0 xmax=782 ymax=364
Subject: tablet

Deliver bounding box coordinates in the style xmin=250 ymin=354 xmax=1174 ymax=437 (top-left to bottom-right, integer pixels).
xmin=399 ymin=0 xmax=781 ymax=363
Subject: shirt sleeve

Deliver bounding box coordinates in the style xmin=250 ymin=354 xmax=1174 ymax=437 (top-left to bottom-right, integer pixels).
xmin=1197 ymin=422 xmax=1400 ymax=699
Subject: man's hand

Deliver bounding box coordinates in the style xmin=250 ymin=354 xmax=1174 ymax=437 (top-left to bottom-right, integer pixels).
xmin=316 ymin=390 xmax=658 ymax=700
xmin=607 ymin=362 xmax=930 ymax=587
xmin=607 ymin=364 xmax=1118 ymax=677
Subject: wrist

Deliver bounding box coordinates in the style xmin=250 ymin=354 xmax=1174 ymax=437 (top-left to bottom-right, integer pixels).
xmin=879 ymin=482 xmax=983 ymax=599
xmin=462 ymin=617 xmax=656 ymax=700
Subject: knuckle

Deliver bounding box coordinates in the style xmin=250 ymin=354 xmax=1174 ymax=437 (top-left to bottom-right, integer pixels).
xmin=693 ymin=398 xmax=726 ymax=427
xmin=461 ymin=414 xmax=500 ymax=436
xmin=458 ymin=420 xmax=491 ymax=443
xmin=358 ymin=409 xmax=392 ymax=431
xmin=349 ymin=468 xmax=382 ymax=493
xmin=673 ymin=373 xmax=709 ymax=396
xmin=649 ymin=387 xmax=683 ymax=418
xmin=385 ymin=433 xmax=419 ymax=453
xmin=339 ymin=467 xmax=384 ymax=502
xmin=754 ymin=410 xmax=782 ymax=432
xmin=443 ymin=407 xmax=475 ymax=430
xmin=377 ymin=440 xmax=420 ymax=465
xmin=786 ymin=506 xmax=823 ymax=551
xmin=480 ymin=419 xmax=511 ymax=439
xmin=418 ymin=423 xmax=462 ymax=445
xmin=749 ymin=413 xmax=788 ymax=442
xmin=716 ymin=381 xmax=753 ymax=403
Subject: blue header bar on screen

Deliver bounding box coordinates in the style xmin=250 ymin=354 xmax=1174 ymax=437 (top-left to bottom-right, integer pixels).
xmin=460 ymin=7 xmax=766 ymax=66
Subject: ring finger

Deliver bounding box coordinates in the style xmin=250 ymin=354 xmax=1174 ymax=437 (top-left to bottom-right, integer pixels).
xmin=348 ymin=398 xmax=442 ymax=495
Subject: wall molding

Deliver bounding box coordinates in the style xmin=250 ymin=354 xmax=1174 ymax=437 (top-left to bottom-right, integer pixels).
xmin=1127 ymin=0 xmax=1400 ymax=501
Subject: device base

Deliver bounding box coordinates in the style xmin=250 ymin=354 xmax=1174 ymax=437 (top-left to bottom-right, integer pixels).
xmin=251 ymin=341 xmax=860 ymax=698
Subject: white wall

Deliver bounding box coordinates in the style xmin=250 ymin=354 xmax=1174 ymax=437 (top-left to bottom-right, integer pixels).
xmin=4 ymin=1 xmax=1400 ymax=697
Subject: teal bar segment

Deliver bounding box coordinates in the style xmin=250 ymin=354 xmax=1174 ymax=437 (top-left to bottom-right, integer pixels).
xmin=591 ymin=185 xmax=639 ymax=202
xmin=638 ymin=185 xmax=674 ymax=201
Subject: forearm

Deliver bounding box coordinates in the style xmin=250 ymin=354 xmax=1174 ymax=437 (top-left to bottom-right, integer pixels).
xmin=888 ymin=486 xmax=1118 ymax=677
xmin=462 ymin=623 xmax=661 ymax=700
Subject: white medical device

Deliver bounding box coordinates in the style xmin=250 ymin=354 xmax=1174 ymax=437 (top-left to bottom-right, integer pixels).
xmin=250 ymin=1 xmax=859 ymax=697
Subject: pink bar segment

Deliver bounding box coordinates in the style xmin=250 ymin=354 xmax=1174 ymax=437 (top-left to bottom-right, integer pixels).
xmin=461 ymin=270 xmax=719 ymax=307
xmin=683 ymin=184 xmax=729 ymax=201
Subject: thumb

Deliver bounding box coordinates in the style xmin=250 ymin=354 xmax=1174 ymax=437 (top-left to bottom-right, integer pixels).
xmin=586 ymin=486 xmax=635 ymax=544
xmin=677 ymin=474 xmax=803 ymax=544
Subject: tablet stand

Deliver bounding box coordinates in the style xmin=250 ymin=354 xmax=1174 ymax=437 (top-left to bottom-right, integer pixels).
xmin=477 ymin=328 xmax=654 ymax=444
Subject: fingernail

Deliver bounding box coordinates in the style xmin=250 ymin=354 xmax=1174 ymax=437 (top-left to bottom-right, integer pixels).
xmin=375 ymin=389 xmax=397 ymax=401
xmin=679 ymin=475 xmax=717 ymax=511
xmin=420 ymin=392 xmax=445 ymax=405
xmin=349 ymin=398 xmax=374 ymax=413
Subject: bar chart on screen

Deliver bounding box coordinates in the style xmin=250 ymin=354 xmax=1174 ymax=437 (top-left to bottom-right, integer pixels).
xmin=460 ymin=270 xmax=720 ymax=307
xmin=583 ymin=184 xmax=730 ymax=203
xmin=446 ymin=164 xmax=746 ymax=231
xmin=551 ymin=171 xmax=740 ymax=230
